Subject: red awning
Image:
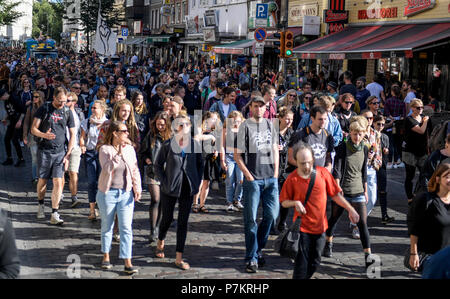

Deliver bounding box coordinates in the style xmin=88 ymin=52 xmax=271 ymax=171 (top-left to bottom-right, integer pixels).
xmin=293 ymin=23 xmax=450 ymax=59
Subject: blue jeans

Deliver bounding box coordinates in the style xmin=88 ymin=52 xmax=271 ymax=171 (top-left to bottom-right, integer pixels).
xmin=225 ymin=154 xmax=243 ymax=204
xmin=29 ymin=142 xmax=38 ymax=180
xmin=85 ymin=150 xmax=100 ymax=203
xmin=366 ymin=167 xmax=377 ymax=215
xmin=96 ymin=189 xmax=135 ymax=259
xmin=242 ymin=177 xmax=279 ymax=263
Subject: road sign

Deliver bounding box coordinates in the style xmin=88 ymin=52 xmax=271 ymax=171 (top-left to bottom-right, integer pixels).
xmin=121 ymin=28 xmax=129 ymax=37
xmin=256 ymin=4 xmax=268 ymax=19
xmin=254 ymin=28 xmax=267 ymax=42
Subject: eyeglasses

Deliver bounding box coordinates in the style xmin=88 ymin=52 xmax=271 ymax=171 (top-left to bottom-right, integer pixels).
xmin=375 ymin=122 xmax=385 ymax=126
xmin=344 ymin=101 xmax=353 ymax=104
xmin=414 ymin=106 xmax=424 ymax=110
xmin=365 ymin=117 xmax=373 ymax=120
xmin=370 ymin=102 xmax=380 ymax=105
xmin=288 ymin=94 xmax=296 ymax=97
xmin=304 ymin=96 xmax=312 ymax=100
xmin=72 ymin=86 xmax=81 ymax=89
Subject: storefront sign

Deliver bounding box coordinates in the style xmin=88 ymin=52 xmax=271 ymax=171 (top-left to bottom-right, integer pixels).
xmin=186 ymin=16 xmax=204 ymax=35
xmin=204 ymin=10 xmax=218 ymax=27
xmin=329 ymin=53 xmax=345 ymax=59
xmin=203 ymin=28 xmax=216 ymax=42
xmin=328 ymin=23 xmax=345 ymax=34
xmin=358 ymin=7 xmax=398 ymax=19
xmin=404 ymin=0 xmax=436 ymax=17
xmin=289 ymin=2 xmax=318 ymax=26
xmin=323 ymin=10 xmax=348 ymax=23
xmin=362 ymin=52 xmax=382 ymax=59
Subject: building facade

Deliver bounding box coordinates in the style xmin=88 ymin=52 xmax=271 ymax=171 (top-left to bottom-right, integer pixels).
xmin=0 ymin=0 xmax=33 ymax=47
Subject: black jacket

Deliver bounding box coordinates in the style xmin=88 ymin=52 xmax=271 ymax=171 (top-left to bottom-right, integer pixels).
xmin=139 ymin=132 xmax=165 ymax=180
xmin=184 ymin=87 xmax=201 ymax=115
xmin=0 ymin=209 xmax=20 ymax=279
xmin=154 ymin=137 xmax=204 ymax=197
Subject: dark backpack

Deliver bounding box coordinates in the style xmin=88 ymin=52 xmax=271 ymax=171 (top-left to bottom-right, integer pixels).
xmin=429 ymin=119 xmax=449 ymax=152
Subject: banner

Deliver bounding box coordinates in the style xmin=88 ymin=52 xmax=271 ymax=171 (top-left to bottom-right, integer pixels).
xmin=93 ymin=6 xmax=117 ymax=56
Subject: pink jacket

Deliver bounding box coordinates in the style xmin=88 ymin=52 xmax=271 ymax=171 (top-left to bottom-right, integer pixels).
xmin=98 ymin=144 xmax=142 ymax=195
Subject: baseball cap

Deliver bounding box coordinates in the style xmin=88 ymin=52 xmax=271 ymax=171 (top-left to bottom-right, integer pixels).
xmin=327 ymin=81 xmax=337 ymax=90
xmin=250 ymin=96 xmax=265 ymax=105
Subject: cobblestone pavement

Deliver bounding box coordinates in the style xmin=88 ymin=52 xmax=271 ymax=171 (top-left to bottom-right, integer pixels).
xmin=0 ymin=147 xmax=421 ymax=279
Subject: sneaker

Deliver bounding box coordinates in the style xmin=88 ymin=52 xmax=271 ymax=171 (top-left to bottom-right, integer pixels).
xmin=352 ymin=226 xmax=360 ymax=239
xmin=397 ymin=162 xmax=405 ymax=168
xmin=113 ymin=233 xmax=120 ymax=243
xmin=50 ymin=212 xmax=64 ymax=225
xmin=124 ymin=266 xmax=139 ymax=275
xmin=2 ymin=158 xmax=13 ymax=166
xmin=322 ymin=242 xmax=333 ymax=257
xmin=226 ymin=204 xmax=238 ymax=212
xmin=71 ymin=196 xmax=81 ymax=208
xmin=101 ymin=260 xmax=112 ymax=270
xmin=233 ymin=201 xmax=244 ymax=210
xmin=14 ymin=158 xmax=25 ymax=167
xmin=393 ymin=163 xmax=398 ymax=169
xmin=386 ymin=163 xmax=393 ymax=170
xmin=37 ymin=204 xmax=45 ymax=219
xmin=381 ymin=215 xmax=395 ymax=225
xmin=245 ymin=260 xmax=258 ymax=273
xmin=257 ymin=253 xmax=265 ymax=268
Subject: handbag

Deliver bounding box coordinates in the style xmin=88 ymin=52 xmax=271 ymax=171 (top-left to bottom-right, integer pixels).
xmin=273 ymin=168 xmax=316 ymax=260
xmin=403 ymin=249 xmax=430 ymax=272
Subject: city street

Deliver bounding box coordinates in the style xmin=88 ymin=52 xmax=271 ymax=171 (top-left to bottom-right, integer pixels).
xmin=0 ymin=147 xmax=421 ymax=279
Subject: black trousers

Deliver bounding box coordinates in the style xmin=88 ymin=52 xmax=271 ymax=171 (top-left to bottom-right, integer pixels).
xmin=293 ymin=232 xmax=326 ymax=279
xmin=158 ymin=175 xmax=193 ymax=253
xmin=376 ymin=167 xmax=388 ymax=217
xmin=4 ymin=120 xmax=23 ymax=160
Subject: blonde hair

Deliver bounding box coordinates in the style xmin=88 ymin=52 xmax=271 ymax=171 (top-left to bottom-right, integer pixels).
xmin=410 ymin=98 xmax=423 ymax=108
xmin=68 ymin=92 xmax=78 ymax=102
xmin=112 ymin=99 xmax=138 ymax=144
xmin=318 ymin=96 xmax=334 ymax=111
xmin=349 ymin=115 xmax=369 ymax=132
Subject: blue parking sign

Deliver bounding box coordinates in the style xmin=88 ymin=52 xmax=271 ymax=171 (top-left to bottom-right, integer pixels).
xmin=256 ymin=4 xmax=268 ymax=19
xmin=122 ymin=28 xmax=129 ymax=37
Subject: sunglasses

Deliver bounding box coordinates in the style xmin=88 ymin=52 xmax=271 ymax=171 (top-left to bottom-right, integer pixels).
xmin=371 ymin=102 xmax=380 ymax=105
xmin=33 ymin=95 xmax=40 ymax=98
xmin=72 ymin=86 xmax=81 ymax=89
xmin=188 ymin=81 xmax=195 ymax=84
xmin=304 ymin=96 xmax=312 ymax=100
xmin=288 ymin=94 xmax=296 ymax=97
xmin=414 ymin=106 xmax=424 ymax=110
xmin=375 ymin=122 xmax=385 ymax=126
xmin=344 ymin=101 xmax=353 ymax=104
xmin=365 ymin=117 xmax=373 ymax=120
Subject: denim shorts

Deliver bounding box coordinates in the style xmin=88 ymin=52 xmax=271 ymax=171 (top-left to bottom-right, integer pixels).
xmin=344 ymin=194 xmax=366 ymax=203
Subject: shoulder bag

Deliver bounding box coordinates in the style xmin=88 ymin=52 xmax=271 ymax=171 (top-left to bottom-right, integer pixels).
xmin=274 ymin=168 xmax=316 ymax=260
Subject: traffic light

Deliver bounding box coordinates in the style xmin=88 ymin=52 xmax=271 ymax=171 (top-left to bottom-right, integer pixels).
xmin=284 ymin=30 xmax=294 ymax=57
xmin=273 ymin=31 xmax=285 ymax=58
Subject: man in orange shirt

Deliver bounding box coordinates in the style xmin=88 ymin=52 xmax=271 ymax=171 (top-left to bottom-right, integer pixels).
xmin=280 ymin=142 xmax=359 ymax=279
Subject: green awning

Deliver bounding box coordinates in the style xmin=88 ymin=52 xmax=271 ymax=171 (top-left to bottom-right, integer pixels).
xmin=147 ymin=35 xmax=171 ymax=43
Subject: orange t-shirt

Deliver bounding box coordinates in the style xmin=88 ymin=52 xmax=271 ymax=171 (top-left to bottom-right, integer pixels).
xmin=279 ymin=167 xmax=342 ymax=235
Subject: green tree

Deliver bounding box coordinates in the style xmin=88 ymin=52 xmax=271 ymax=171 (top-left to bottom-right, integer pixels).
xmin=63 ymin=0 xmax=123 ymax=50
xmin=32 ymin=0 xmax=64 ymax=43
xmin=0 ymin=0 xmax=24 ymax=26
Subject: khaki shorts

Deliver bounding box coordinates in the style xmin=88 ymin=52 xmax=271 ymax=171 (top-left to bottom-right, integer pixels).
xmin=68 ymin=147 xmax=82 ymax=173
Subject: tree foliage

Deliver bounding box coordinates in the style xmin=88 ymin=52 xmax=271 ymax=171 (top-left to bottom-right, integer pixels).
xmin=0 ymin=0 xmax=24 ymax=26
xmin=32 ymin=0 xmax=64 ymax=43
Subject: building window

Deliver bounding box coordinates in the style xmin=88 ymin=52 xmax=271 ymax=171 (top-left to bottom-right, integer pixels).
xmin=145 ymin=0 xmax=150 ymax=5
xmin=126 ymin=0 xmax=133 ymax=7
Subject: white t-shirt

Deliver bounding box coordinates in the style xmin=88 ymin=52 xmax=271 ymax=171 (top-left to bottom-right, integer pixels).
xmin=366 ymin=82 xmax=384 ymax=101
xmin=404 ymin=91 xmax=416 ymax=116
xmin=222 ymin=102 xmax=230 ymax=118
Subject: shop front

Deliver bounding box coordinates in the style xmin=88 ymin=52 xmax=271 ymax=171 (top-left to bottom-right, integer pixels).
xmin=292 ymin=0 xmax=450 ymax=105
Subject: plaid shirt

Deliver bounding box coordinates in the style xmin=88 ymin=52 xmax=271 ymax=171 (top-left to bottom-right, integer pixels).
xmin=384 ymin=96 xmax=406 ymax=118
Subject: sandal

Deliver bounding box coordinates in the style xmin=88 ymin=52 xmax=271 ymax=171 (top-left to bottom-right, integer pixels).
xmin=192 ymin=204 xmax=199 ymax=213
xmin=155 ymin=242 xmax=165 ymax=259
xmin=88 ymin=211 xmax=97 ymax=221
xmin=175 ymin=261 xmax=190 ymax=270
xmin=199 ymin=205 xmax=209 ymax=213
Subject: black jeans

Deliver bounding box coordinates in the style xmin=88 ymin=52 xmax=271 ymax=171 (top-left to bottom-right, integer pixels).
xmin=158 ymin=175 xmax=193 ymax=253
xmin=405 ymin=163 xmax=417 ymax=200
xmin=4 ymin=120 xmax=23 ymax=160
xmin=387 ymin=132 xmax=402 ymax=163
xmin=292 ymin=232 xmax=326 ymax=279
xmin=376 ymin=167 xmax=388 ymax=217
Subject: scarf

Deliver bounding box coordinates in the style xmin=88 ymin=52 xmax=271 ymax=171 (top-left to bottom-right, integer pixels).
xmin=89 ymin=116 xmax=107 ymax=127
xmin=346 ymin=139 xmax=364 ymax=153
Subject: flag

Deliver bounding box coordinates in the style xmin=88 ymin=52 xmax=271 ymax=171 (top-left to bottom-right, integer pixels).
xmin=93 ymin=7 xmax=117 ymax=56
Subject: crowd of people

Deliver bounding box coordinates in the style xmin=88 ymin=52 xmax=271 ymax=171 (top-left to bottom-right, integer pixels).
xmin=0 ymin=46 xmax=449 ymax=279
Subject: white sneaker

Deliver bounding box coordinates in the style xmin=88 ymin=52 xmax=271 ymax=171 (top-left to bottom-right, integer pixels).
xmin=226 ymin=204 xmax=238 ymax=212
xmin=50 ymin=212 xmax=64 ymax=225
xmin=397 ymin=162 xmax=405 ymax=168
xmin=393 ymin=163 xmax=398 ymax=169
xmin=386 ymin=163 xmax=393 ymax=170
xmin=352 ymin=227 xmax=360 ymax=239
xmin=37 ymin=204 xmax=45 ymax=219
xmin=234 ymin=201 xmax=244 ymax=210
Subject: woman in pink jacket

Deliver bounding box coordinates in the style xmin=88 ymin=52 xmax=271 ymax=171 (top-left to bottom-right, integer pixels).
xmin=97 ymin=120 xmax=142 ymax=275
